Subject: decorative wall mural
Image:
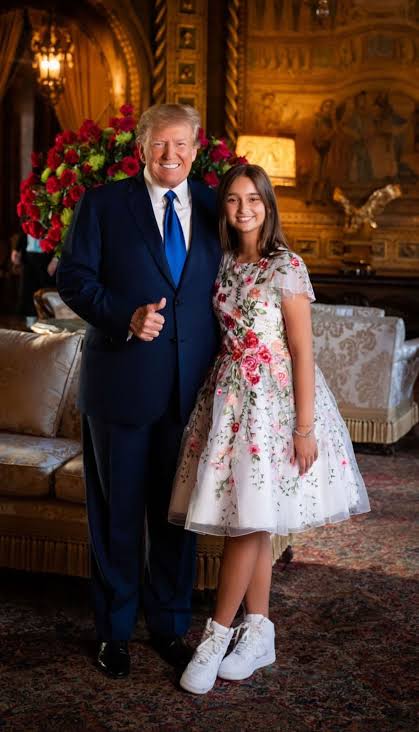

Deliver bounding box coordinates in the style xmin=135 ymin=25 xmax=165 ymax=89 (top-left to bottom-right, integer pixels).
xmin=304 ymin=91 xmax=418 ymax=202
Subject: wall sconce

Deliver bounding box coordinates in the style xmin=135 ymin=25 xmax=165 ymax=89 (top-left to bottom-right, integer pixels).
xmin=236 ymin=135 xmax=296 ymax=187
xmin=31 ymin=12 xmax=74 ymax=105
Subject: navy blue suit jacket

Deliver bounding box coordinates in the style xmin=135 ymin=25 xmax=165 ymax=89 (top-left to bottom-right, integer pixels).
xmin=57 ymin=173 xmax=222 ymax=426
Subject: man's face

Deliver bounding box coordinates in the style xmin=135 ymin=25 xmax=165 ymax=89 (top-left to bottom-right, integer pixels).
xmin=139 ymin=122 xmax=197 ymax=188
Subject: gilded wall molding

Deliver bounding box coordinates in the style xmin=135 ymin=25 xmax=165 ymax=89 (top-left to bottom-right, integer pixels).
xmin=225 ymin=0 xmax=241 ymax=147
xmin=88 ymin=0 xmax=153 ymax=113
xmin=166 ymin=0 xmax=208 ymax=127
xmin=153 ymin=0 xmax=167 ymax=104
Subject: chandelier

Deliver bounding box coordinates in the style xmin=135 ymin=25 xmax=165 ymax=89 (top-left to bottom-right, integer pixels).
xmin=31 ymin=13 xmax=74 ymax=105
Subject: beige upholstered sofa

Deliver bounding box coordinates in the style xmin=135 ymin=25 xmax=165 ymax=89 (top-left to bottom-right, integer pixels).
xmin=312 ymin=303 xmax=419 ymax=444
xmin=0 ymin=328 xmax=288 ymax=589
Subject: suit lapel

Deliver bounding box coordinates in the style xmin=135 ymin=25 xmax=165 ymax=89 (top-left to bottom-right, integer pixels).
xmin=127 ymin=174 xmax=175 ymax=289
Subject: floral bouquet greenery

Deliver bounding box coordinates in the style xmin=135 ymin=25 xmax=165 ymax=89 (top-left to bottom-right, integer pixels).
xmin=17 ymin=105 xmax=246 ymax=257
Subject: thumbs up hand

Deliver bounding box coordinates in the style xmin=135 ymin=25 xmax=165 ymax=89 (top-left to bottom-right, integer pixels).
xmin=130 ymin=297 xmax=166 ymax=341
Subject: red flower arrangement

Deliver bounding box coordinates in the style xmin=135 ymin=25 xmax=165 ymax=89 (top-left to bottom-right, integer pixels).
xmin=17 ymin=106 xmax=246 ymax=257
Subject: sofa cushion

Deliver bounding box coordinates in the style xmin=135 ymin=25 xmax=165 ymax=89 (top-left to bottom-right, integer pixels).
xmin=57 ymin=352 xmax=81 ymax=441
xmin=0 ymin=433 xmax=81 ymax=498
xmin=55 ymin=454 xmax=85 ymax=504
xmin=0 ymin=329 xmax=81 ymax=437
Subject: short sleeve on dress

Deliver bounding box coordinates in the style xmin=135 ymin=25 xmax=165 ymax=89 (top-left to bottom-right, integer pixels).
xmin=270 ymin=251 xmax=316 ymax=302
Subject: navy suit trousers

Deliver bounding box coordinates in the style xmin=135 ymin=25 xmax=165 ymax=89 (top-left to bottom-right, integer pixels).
xmin=82 ymin=402 xmax=196 ymax=641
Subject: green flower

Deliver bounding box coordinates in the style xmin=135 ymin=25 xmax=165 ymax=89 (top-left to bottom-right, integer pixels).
xmin=88 ymin=153 xmax=106 ymax=171
xmin=60 ymin=208 xmax=74 ymax=226
xmin=41 ymin=167 xmax=52 ymax=183
xmin=112 ymin=171 xmax=129 ymax=181
xmin=56 ymin=163 xmax=67 ymax=178
xmin=115 ymin=132 xmax=133 ymax=146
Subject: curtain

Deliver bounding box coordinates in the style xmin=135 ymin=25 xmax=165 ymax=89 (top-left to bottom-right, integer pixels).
xmin=55 ymin=24 xmax=114 ymax=132
xmin=0 ymin=10 xmax=24 ymax=103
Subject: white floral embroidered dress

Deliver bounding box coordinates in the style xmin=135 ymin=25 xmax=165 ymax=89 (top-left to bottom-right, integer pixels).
xmin=169 ymin=250 xmax=370 ymax=536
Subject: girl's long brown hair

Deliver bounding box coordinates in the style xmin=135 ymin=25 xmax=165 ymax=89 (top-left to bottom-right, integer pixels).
xmin=217 ymin=164 xmax=289 ymax=256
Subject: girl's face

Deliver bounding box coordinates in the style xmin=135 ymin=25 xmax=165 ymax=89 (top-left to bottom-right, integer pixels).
xmin=224 ymin=176 xmax=266 ymax=241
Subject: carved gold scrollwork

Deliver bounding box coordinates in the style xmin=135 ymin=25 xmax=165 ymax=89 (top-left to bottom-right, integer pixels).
xmin=153 ymin=0 xmax=167 ymax=104
xmin=225 ymin=0 xmax=240 ymax=148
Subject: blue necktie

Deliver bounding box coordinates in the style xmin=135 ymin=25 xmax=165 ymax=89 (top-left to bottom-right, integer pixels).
xmin=163 ymin=190 xmax=186 ymax=286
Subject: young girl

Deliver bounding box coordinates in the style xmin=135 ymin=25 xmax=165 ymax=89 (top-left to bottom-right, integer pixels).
xmin=169 ymin=164 xmax=370 ymax=695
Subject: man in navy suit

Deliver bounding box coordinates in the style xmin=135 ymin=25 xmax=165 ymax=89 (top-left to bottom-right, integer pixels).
xmin=57 ymin=104 xmax=221 ymax=677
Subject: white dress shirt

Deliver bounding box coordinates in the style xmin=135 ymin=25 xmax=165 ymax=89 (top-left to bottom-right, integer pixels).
xmin=144 ymin=166 xmax=192 ymax=250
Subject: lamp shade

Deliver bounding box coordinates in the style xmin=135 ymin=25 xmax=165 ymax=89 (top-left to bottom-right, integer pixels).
xmin=236 ymin=135 xmax=296 ymax=186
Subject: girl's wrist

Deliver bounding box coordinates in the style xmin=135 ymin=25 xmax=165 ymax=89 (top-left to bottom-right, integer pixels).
xmin=293 ymin=425 xmax=314 ymax=438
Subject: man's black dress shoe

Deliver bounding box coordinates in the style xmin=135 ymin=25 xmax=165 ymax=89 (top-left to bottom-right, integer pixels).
xmin=97 ymin=641 xmax=130 ymax=678
xmin=150 ymin=634 xmax=194 ymax=668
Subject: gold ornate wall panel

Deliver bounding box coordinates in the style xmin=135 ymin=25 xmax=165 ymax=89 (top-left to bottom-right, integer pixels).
xmin=240 ymin=0 xmax=419 ymax=274
xmin=88 ymin=0 xmax=153 ymax=114
xmin=166 ymin=0 xmax=208 ymax=126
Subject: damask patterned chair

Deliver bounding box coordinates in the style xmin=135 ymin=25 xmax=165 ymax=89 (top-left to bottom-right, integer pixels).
xmin=311 ymin=303 xmax=419 ymax=444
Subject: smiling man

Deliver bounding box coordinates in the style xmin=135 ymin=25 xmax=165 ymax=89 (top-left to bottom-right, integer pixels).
xmin=57 ymin=104 xmax=221 ymax=678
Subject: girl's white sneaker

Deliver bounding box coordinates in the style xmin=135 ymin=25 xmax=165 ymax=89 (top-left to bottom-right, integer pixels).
xmin=179 ymin=618 xmax=233 ymax=694
xmin=217 ymin=614 xmax=275 ymax=681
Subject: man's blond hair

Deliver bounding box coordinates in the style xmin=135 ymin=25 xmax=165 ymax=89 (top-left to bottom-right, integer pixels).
xmin=136 ymin=104 xmax=201 ymax=148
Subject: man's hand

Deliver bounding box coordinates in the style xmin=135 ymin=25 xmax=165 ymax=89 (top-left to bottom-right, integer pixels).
xmin=130 ymin=297 xmax=166 ymax=341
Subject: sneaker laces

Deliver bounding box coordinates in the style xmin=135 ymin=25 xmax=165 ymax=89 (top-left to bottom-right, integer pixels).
xmin=191 ymin=623 xmax=229 ymax=666
xmin=231 ymin=620 xmax=263 ymax=658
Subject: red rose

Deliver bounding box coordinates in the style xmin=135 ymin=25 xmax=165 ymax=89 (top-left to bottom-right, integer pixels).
xmin=78 ymin=119 xmax=101 ymax=143
xmin=31 ymin=152 xmax=42 ymax=169
xmin=64 ymin=149 xmax=80 ymax=165
xmin=26 ymin=204 xmax=40 ymax=220
xmin=108 ymin=117 xmax=121 ymax=131
xmin=46 ymin=176 xmax=62 ymax=194
xmin=27 ymin=220 xmax=45 ymax=239
xmin=107 ymin=163 xmax=120 ymax=177
xmin=62 ymin=193 xmax=74 ymax=208
xmin=244 ymin=330 xmax=259 ymax=349
xmin=120 ymin=156 xmax=140 ymax=176
xmin=39 ymin=237 xmax=56 ymax=253
xmin=16 ymin=201 xmax=25 ymax=217
xmin=232 ymin=422 xmax=240 ymax=433
xmin=21 ymin=221 xmax=30 ymax=234
xmin=198 ymin=128 xmax=209 ymax=146
xmin=118 ymin=116 xmax=136 ymax=132
xmin=203 ymin=170 xmax=219 ymax=188
xmin=81 ymin=163 xmax=92 ymax=175
xmin=61 ymin=130 xmax=77 ymax=145
xmin=229 ymin=155 xmax=247 ymax=165
xmin=290 ymin=256 xmax=300 ymax=267
xmin=210 ymin=142 xmax=231 ymax=162
xmin=20 ymin=173 xmax=38 ymax=191
xmin=47 ymin=226 xmax=62 ymax=243
xmin=50 ymin=213 xmax=62 ymax=226
xmin=69 ymin=184 xmax=85 ymax=203
xmin=119 ymin=104 xmax=134 ymax=116
xmin=47 ymin=148 xmax=63 ymax=170
xmin=60 ymin=168 xmax=77 ymax=187
xmin=21 ymin=188 xmax=36 ymax=204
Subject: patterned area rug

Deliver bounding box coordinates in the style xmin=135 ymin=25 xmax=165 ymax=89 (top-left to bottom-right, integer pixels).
xmin=0 ymin=431 xmax=418 ymax=732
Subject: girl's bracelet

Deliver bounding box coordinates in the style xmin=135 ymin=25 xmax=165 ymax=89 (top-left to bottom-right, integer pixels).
xmin=293 ymin=426 xmax=314 ymax=438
